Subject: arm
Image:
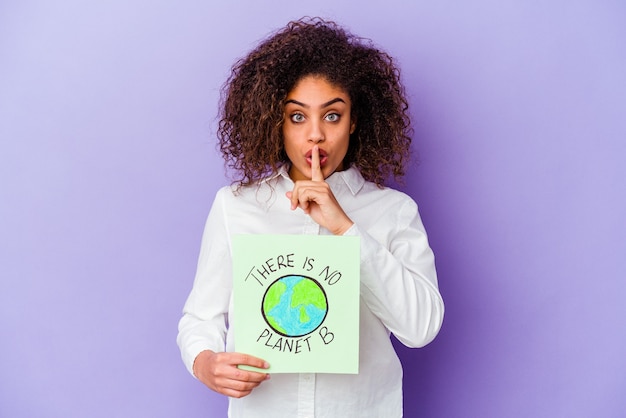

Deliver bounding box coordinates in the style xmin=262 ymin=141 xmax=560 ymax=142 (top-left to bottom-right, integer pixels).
xmin=346 ymin=198 xmax=444 ymax=348
xmin=286 ymin=147 xmax=443 ymax=346
xmin=177 ymin=188 xmax=269 ymax=397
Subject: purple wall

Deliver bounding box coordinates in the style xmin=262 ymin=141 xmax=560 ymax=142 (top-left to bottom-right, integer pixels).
xmin=1 ymin=1 xmax=624 ymax=417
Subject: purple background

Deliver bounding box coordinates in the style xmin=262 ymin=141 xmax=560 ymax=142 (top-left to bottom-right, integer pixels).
xmin=1 ymin=1 xmax=625 ymax=417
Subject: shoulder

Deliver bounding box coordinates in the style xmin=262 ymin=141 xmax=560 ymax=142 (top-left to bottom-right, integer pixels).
xmin=359 ymin=181 xmax=423 ymax=230
xmin=211 ymin=184 xmax=237 ymax=204
xmin=361 ymin=180 xmax=417 ymax=206
xmin=211 ymin=175 xmax=284 ymax=209
xmin=341 ymin=167 xmax=415 ymax=203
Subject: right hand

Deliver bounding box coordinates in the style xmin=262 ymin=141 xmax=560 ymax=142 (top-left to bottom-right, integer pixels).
xmin=193 ymin=350 xmax=270 ymax=398
xmin=286 ymin=145 xmax=354 ymax=235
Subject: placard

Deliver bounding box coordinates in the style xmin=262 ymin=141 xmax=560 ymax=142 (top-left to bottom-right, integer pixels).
xmin=232 ymin=234 xmax=360 ymax=374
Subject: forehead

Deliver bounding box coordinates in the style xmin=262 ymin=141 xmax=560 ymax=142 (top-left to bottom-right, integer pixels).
xmin=286 ymin=75 xmax=349 ymax=103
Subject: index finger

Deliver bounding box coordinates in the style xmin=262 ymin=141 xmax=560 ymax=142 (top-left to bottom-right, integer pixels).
xmin=311 ymin=145 xmax=324 ymax=182
xmin=231 ymin=353 xmax=270 ymax=370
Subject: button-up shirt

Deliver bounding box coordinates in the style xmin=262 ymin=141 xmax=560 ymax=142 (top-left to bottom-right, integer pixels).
xmin=177 ymin=166 xmax=444 ymax=417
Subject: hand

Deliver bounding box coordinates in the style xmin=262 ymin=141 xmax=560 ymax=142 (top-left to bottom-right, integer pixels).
xmin=193 ymin=350 xmax=270 ymax=398
xmin=286 ymin=145 xmax=354 ymax=235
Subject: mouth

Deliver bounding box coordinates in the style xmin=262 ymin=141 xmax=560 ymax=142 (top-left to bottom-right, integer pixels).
xmin=305 ymin=148 xmax=329 ymax=166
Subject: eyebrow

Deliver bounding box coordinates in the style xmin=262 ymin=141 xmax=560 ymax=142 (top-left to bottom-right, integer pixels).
xmin=284 ymin=97 xmax=346 ymax=108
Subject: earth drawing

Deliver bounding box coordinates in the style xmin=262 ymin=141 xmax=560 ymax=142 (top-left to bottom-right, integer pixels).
xmin=262 ymin=275 xmax=328 ymax=337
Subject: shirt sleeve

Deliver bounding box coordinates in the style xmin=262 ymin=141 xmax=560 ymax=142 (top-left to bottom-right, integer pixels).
xmin=176 ymin=187 xmax=232 ymax=376
xmin=344 ymin=197 xmax=444 ymax=348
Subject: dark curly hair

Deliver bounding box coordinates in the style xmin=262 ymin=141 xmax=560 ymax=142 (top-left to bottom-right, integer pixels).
xmin=218 ymin=17 xmax=412 ymax=186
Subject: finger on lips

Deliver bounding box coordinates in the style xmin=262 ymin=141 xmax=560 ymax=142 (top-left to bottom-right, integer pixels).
xmin=311 ymin=145 xmax=324 ymax=182
xmin=286 ymin=146 xmax=326 ymax=211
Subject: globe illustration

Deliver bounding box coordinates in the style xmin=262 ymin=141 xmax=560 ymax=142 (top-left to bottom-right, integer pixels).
xmin=262 ymin=275 xmax=328 ymax=337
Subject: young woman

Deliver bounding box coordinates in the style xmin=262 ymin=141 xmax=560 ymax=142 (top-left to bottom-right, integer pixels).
xmin=177 ymin=17 xmax=444 ymax=417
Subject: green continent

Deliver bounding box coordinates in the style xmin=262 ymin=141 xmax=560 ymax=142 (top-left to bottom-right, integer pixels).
xmin=299 ymin=306 xmax=310 ymax=323
xmin=291 ymin=279 xmax=326 ymax=311
xmin=263 ymin=282 xmax=287 ymax=334
xmin=264 ymin=281 xmax=286 ymax=312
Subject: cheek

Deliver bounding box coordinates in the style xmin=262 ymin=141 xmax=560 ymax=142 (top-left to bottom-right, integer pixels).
xmin=337 ymin=125 xmax=352 ymax=149
xmin=282 ymin=136 xmax=300 ymax=162
xmin=282 ymin=124 xmax=301 ymax=145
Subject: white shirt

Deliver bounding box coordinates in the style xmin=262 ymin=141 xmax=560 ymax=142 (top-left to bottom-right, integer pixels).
xmin=177 ymin=166 xmax=444 ymax=418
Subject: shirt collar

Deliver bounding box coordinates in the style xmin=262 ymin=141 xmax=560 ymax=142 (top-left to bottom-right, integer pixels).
xmin=271 ymin=164 xmax=366 ymax=196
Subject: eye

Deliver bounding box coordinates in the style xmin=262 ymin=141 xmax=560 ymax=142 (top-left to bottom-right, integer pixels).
xmin=325 ymin=113 xmax=340 ymax=122
xmin=290 ymin=113 xmax=305 ymax=123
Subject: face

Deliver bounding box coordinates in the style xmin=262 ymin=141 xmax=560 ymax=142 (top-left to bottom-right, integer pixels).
xmin=283 ymin=75 xmax=356 ymax=182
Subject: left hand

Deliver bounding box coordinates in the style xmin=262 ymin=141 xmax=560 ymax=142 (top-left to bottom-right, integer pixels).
xmin=286 ymin=145 xmax=354 ymax=235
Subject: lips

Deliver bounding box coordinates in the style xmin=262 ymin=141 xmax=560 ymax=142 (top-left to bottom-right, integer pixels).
xmin=305 ymin=148 xmax=329 ymax=166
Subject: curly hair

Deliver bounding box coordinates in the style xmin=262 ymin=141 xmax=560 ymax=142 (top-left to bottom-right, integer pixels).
xmin=218 ymin=17 xmax=412 ymax=186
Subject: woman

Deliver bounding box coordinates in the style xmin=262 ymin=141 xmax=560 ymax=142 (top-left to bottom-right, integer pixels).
xmin=177 ymin=17 xmax=444 ymax=417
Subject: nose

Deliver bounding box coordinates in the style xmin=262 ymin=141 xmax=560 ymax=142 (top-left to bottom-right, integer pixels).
xmin=308 ymin=120 xmax=325 ymax=143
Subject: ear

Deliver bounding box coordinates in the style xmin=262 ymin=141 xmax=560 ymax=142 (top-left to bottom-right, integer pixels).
xmin=350 ymin=117 xmax=357 ymax=134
